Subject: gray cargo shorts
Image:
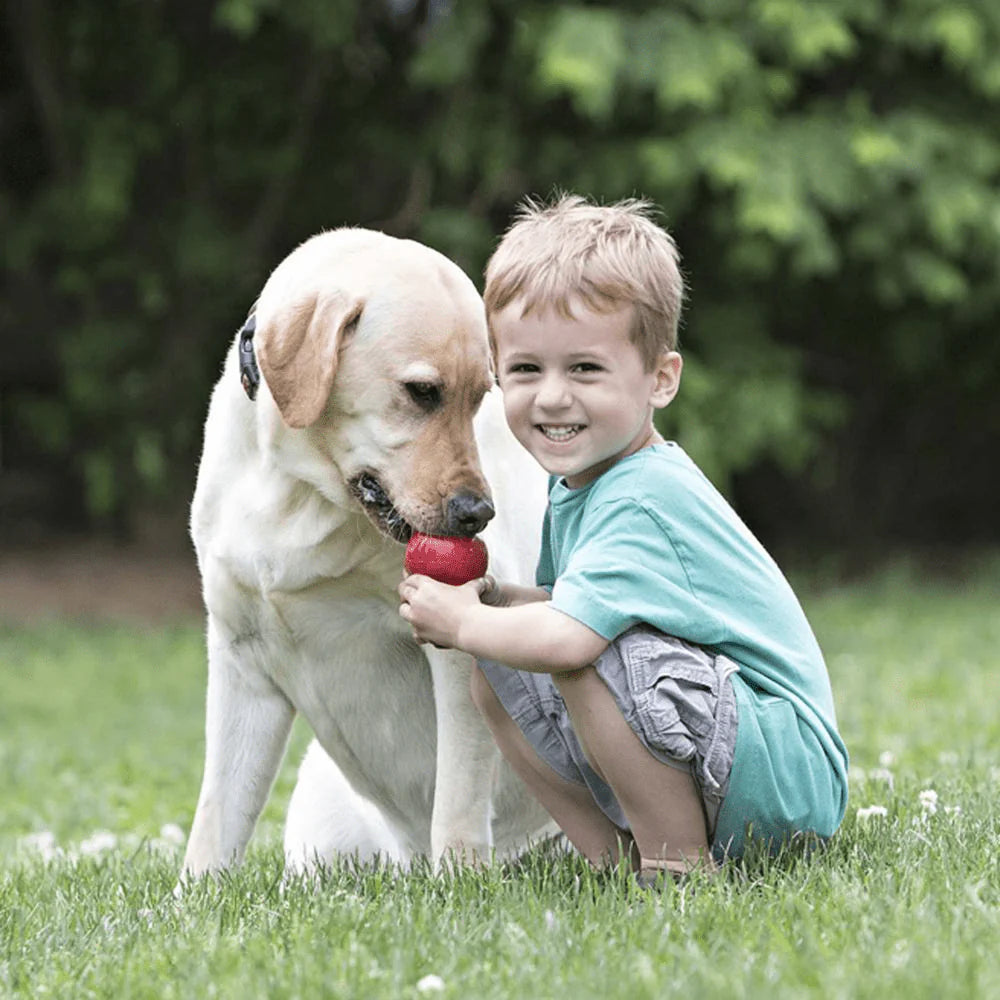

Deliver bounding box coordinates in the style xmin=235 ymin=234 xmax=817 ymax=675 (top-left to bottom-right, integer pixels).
xmin=478 ymin=626 xmax=739 ymax=842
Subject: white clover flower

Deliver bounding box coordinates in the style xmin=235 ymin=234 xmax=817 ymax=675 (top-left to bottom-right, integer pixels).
xmin=416 ymin=974 xmax=445 ymax=993
xmin=919 ymin=789 xmax=939 ymax=815
xmin=19 ymin=831 xmax=62 ymax=861
xmin=159 ymin=823 xmax=186 ymax=845
xmin=856 ymin=805 xmax=888 ymax=820
xmin=79 ymin=830 xmax=119 ymax=856
xmin=149 ymin=822 xmax=187 ymax=853
xmin=890 ymin=939 xmax=911 ymax=970
xmin=944 ymin=805 xmax=962 ymax=817
xmin=879 ymin=750 xmax=897 ymax=767
xmin=870 ymin=767 xmax=895 ymax=790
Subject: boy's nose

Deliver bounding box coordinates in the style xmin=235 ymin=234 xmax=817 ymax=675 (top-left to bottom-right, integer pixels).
xmin=534 ymin=373 xmax=572 ymax=409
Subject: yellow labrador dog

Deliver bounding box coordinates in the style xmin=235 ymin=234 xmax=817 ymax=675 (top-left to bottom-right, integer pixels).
xmin=182 ymin=228 xmax=554 ymax=877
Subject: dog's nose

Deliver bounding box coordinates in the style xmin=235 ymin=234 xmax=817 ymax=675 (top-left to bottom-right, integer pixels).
xmin=445 ymin=493 xmax=495 ymax=537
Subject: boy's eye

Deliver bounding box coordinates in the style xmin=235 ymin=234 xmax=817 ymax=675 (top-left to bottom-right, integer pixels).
xmin=507 ymin=363 xmax=539 ymax=375
xmin=572 ymin=362 xmax=603 ymax=373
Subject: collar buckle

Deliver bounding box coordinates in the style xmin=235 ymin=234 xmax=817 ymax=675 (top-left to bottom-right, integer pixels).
xmin=238 ymin=311 xmax=260 ymax=400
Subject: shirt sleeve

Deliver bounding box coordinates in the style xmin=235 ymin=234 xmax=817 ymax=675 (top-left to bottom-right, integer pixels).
xmin=549 ymin=499 xmax=724 ymax=642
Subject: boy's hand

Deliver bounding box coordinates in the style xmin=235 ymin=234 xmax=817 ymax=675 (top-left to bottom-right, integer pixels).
xmin=398 ymin=574 xmax=490 ymax=649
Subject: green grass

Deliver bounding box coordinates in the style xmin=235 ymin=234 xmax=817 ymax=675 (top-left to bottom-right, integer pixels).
xmin=2 ymin=555 xmax=999 ymax=998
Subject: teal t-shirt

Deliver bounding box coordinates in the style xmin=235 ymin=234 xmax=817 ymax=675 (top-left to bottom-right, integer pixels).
xmin=537 ymin=442 xmax=849 ymax=856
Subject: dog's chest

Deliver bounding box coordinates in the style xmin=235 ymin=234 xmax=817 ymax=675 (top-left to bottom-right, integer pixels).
xmin=249 ymin=538 xmax=399 ymax=597
xmin=242 ymin=580 xmax=436 ymax=781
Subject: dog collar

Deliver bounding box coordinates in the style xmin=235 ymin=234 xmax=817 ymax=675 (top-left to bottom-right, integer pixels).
xmin=238 ymin=311 xmax=260 ymax=400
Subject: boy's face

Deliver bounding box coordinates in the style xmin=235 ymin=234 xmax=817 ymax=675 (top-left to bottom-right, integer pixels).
xmin=493 ymin=299 xmax=681 ymax=489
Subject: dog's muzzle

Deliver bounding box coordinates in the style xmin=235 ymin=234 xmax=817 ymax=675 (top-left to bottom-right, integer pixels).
xmin=349 ymin=473 xmax=413 ymax=543
xmin=348 ymin=474 xmax=495 ymax=542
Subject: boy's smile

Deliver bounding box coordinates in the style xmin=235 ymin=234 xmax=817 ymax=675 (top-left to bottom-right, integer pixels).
xmin=493 ymin=299 xmax=681 ymax=489
xmin=539 ymin=424 xmax=583 ymax=441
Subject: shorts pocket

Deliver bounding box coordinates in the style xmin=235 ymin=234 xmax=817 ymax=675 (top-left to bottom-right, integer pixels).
xmin=626 ymin=639 xmax=719 ymax=758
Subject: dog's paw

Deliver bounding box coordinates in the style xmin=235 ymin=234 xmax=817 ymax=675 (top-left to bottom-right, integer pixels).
xmin=432 ymin=841 xmax=495 ymax=873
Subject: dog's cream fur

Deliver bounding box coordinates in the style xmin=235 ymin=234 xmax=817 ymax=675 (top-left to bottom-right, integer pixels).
xmin=182 ymin=229 xmax=554 ymax=877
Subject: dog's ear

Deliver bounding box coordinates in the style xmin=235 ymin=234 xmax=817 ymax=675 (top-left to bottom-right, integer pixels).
xmin=256 ymin=290 xmax=365 ymax=428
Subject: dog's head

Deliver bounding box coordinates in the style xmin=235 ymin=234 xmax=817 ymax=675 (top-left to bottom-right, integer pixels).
xmin=253 ymin=229 xmax=495 ymax=542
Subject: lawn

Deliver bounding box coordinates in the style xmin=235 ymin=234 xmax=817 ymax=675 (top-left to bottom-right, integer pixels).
xmin=2 ymin=554 xmax=999 ymax=998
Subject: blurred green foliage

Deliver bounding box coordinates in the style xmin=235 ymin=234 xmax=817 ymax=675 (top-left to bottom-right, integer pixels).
xmin=2 ymin=0 xmax=998 ymax=548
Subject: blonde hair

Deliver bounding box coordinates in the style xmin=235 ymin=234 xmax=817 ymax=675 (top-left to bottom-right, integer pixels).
xmin=483 ymin=193 xmax=684 ymax=369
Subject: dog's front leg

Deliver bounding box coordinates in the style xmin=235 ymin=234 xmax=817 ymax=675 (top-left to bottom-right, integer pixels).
xmin=182 ymin=632 xmax=295 ymax=878
xmin=426 ymin=647 xmax=500 ymax=867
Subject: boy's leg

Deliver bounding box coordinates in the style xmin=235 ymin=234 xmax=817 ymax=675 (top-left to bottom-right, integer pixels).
xmin=552 ymin=666 xmax=716 ymax=876
xmin=470 ymin=665 xmax=635 ymax=868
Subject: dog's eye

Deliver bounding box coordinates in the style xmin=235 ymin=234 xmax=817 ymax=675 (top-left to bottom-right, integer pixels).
xmin=404 ymin=381 xmax=442 ymax=411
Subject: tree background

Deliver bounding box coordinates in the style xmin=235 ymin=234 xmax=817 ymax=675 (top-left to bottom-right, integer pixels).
xmin=2 ymin=0 xmax=997 ymax=563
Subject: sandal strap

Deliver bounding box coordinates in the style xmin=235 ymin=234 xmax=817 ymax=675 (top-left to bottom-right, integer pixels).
xmin=638 ymin=854 xmax=717 ymax=880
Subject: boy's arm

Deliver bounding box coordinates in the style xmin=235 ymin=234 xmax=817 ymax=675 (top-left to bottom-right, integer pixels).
xmin=398 ymin=575 xmax=609 ymax=673
xmin=458 ymin=600 xmax=610 ymax=673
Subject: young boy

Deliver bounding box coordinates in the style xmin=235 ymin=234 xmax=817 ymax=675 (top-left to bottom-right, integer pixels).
xmin=398 ymin=194 xmax=848 ymax=881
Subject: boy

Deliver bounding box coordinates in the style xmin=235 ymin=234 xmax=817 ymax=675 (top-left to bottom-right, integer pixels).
xmin=398 ymin=194 xmax=848 ymax=881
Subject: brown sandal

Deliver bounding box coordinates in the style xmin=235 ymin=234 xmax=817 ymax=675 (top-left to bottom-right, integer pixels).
xmin=636 ymin=854 xmax=717 ymax=888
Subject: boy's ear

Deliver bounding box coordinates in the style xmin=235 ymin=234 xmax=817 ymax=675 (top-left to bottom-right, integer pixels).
xmin=651 ymin=351 xmax=683 ymax=408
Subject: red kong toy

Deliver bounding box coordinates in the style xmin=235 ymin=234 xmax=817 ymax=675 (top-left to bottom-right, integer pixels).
xmin=404 ymin=532 xmax=489 ymax=586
